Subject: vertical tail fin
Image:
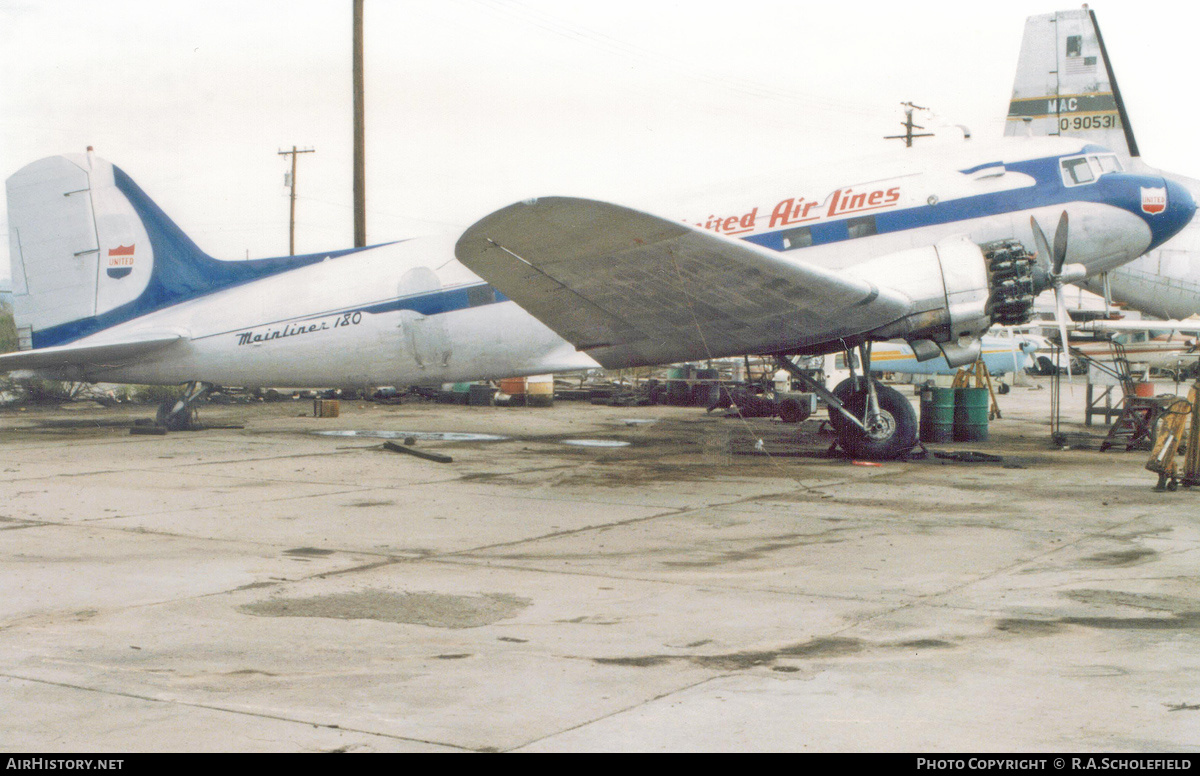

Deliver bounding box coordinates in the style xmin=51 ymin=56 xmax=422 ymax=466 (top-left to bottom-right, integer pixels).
xmin=1004 ymin=8 xmax=1139 ymax=157
xmin=7 ymin=151 xmax=161 ymax=349
xmin=7 ymin=151 xmax=347 ymax=350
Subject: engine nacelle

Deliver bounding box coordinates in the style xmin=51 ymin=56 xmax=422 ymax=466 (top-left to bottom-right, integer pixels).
xmin=844 ymin=236 xmax=1037 ymax=367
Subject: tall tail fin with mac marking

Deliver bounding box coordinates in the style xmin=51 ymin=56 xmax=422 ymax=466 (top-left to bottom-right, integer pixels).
xmin=1004 ymin=8 xmax=1139 ymax=158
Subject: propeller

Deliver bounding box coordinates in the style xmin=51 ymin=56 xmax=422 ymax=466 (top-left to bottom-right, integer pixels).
xmin=1031 ymin=213 xmax=1087 ymax=381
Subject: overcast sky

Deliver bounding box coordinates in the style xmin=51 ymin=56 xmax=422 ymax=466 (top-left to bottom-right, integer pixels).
xmin=3 ymin=0 xmax=1197 ymax=285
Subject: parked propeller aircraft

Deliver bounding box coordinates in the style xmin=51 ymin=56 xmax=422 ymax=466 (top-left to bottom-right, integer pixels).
xmin=1005 ymin=7 xmax=1200 ymax=320
xmin=864 ymin=333 xmax=1040 ymax=382
xmin=4 ymin=13 xmax=1197 ymax=459
xmin=455 ymin=131 xmax=1193 ymax=458
xmin=1069 ymin=318 xmax=1200 ymax=379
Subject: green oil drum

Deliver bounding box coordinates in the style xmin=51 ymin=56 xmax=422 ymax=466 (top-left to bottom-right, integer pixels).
xmin=468 ymin=383 xmax=497 ymax=406
xmin=920 ymin=387 xmax=955 ymax=443
xmin=666 ymin=367 xmax=691 ymax=406
xmin=953 ymin=387 xmax=989 ymax=442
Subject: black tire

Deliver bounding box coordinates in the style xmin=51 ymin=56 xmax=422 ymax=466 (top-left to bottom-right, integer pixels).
xmin=837 ymin=383 xmax=918 ymax=460
xmin=1032 ymin=356 xmax=1056 ymax=376
xmin=706 ymin=385 xmax=734 ymax=411
xmin=997 ymin=382 xmax=1010 ymax=395
xmin=156 ymin=399 xmax=197 ymax=431
xmin=777 ymin=396 xmax=811 ymax=423
xmin=827 ymin=376 xmax=865 ymax=434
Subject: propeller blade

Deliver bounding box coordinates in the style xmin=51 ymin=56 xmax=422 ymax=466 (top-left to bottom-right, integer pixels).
xmin=1055 ymin=287 xmax=1073 ymax=382
xmin=1030 ymin=216 xmax=1052 ymax=272
xmin=1052 ymin=211 xmax=1070 ymax=274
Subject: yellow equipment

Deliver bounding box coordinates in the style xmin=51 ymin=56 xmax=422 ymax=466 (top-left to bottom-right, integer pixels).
xmin=952 ymin=359 xmax=1002 ymax=420
xmin=1146 ymin=381 xmax=1200 ymax=491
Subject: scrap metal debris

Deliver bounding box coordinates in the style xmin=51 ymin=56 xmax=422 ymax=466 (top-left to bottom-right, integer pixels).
xmin=933 ymin=450 xmax=1004 ymax=463
xmin=383 ymin=440 xmax=453 ymax=463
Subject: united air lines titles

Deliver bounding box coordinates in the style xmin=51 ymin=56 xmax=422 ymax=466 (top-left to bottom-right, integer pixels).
xmin=693 ymin=185 xmax=901 ymax=236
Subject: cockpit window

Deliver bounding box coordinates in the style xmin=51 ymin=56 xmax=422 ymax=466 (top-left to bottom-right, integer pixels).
xmin=1061 ymin=157 xmax=1095 ymax=185
xmin=1060 ymin=153 xmax=1122 ymax=187
xmin=1093 ymin=154 xmax=1122 ymax=174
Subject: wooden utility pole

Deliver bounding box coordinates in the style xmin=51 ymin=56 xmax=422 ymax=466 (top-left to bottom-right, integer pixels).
xmin=279 ymin=146 xmax=315 ymax=255
xmin=885 ymin=101 xmax=935 ymax=148
xmin=353 ymin=0 xmax=366 ymax=247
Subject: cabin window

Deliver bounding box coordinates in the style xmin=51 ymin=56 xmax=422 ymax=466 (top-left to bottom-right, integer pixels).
xmin=847 ymin=215 xmax=877 ymax=239
xmin=1060 ymin=156 xmax=1095 ymax=186
xmin=780 ymin=226 xmax=813 ymax=250
xmin=467 ymin=284 xmax=496 ymax=307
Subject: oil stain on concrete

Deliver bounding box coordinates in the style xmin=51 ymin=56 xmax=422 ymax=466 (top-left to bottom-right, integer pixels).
xmin=1082 ymin=548 xmax=1158 ymax=567
xmin=591 ymin=636 xmax=936 ymax=671
xmin=1062 ymin=589 xmax=1194 ymax=612
xmin=241 ymin=590 xmax=530 ymax=628
xmin=997 ymin=612 xmax=1200 ymax=635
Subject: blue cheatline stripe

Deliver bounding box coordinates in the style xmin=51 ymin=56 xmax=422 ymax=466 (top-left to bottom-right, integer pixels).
xmin=743 ymin=154 xmax=1180 ymax=253
xmin=359 ymin=285 xmax=510 ymax=317
xmin=32 ymin=166 xmax=389 ymax=349
xmin=190 ymin=284 xmax=513 ymax=343
xmin=958 ymin=161 xmax=1006 ymax=175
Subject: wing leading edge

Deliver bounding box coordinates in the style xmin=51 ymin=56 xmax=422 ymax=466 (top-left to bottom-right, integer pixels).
xmin=455 ymin=197 xmax=913 ymax=369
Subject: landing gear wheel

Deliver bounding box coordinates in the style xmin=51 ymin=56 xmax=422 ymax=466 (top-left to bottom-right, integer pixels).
xmin=777 ymin=396 xmax=811 ymax=423
xmin=827 ymin=377 xmax=865 ymax=435
xmin=837 ymin=383 xmax=918 ymax=460
xmin=156 ymin=399 xmax=198 ymax=431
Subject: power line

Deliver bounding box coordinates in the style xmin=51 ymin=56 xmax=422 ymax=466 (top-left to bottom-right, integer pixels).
xmin=884 ymin=101 xmax=936 ymax=147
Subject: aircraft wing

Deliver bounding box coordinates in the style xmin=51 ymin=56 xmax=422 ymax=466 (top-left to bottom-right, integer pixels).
xmin=455 ymin=197 xmax=912 ymax=369
xmin=0 ymin=334 xmax=183 ymax=374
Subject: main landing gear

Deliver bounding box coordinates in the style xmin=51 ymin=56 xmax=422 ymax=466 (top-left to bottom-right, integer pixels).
xmin=775 ymin=344 xmax=918 ymax=460
xmin=155 ymin=381 xmax=211 ymax=430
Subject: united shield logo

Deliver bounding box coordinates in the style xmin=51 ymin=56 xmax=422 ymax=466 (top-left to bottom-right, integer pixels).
xmin=106 ymin=244 xmax=135 ymax=279
xmin=1141 ymin=187 xmax=1167 ymax=215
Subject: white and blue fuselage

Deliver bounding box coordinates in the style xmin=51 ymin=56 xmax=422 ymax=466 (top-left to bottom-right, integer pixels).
xmin=7 ymin=136 xmax=1193 ymax=388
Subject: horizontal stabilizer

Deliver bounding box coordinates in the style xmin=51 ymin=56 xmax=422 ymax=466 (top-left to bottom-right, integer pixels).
xmin=0 ymin=334 xmax=183 ymax=374
xmin=455 ymin=197 xmax=909 ymax=369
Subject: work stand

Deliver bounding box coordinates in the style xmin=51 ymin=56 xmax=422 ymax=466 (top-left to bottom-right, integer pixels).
xmin=1098 ymin=341 xmax=1174 ymax=452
